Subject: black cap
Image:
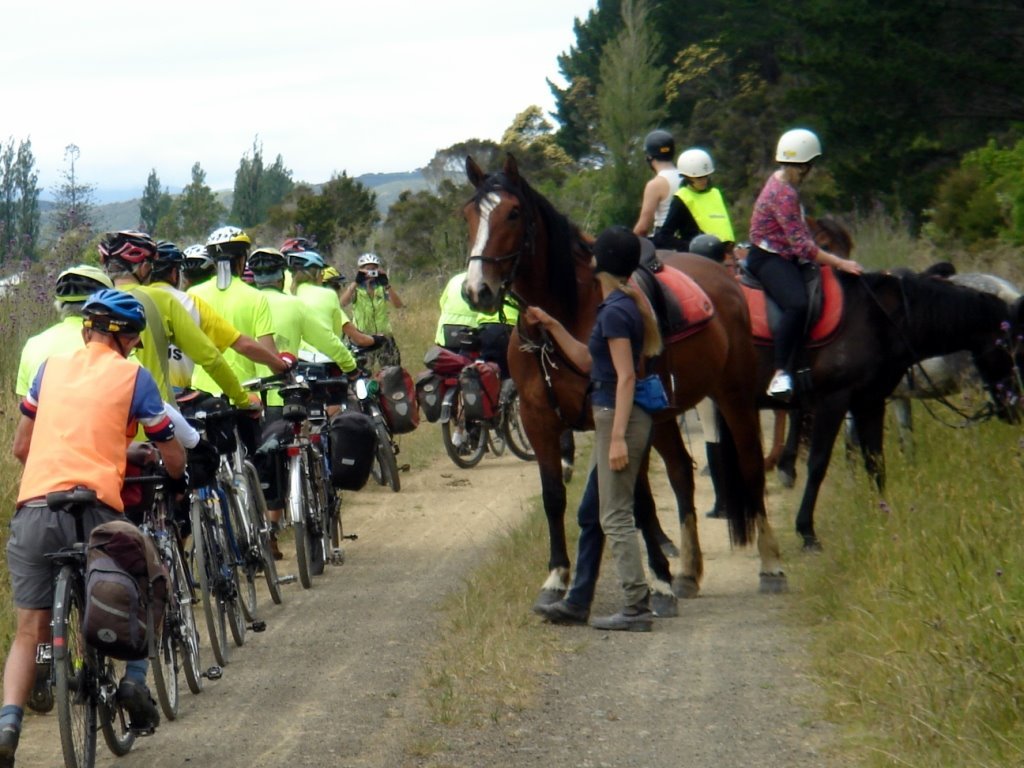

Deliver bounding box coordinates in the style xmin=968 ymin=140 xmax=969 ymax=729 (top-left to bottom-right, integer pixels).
xmin=593 ymin=226 xmax=640 ymax=278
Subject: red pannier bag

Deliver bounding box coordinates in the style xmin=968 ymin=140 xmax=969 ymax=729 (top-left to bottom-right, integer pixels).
xmin=423 ymin=345 xmax=472 ymax=376
xmin=374 ymin=365 xmax=419 ymax=434
xmin=458 ymin=360 xmax=501 ymax=421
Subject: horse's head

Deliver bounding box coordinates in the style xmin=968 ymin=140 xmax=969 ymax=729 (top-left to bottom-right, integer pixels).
xmin=462 ymin=154 xmax=530 ymax=314
xmin=974 ymin=295 xmax=1024 ymax=423
xmin=807 ymin=216 xmax=854 ymax=259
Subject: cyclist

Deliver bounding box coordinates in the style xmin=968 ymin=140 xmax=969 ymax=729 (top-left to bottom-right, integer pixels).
xmin=248 ymin=247 xmax=359 ymax=556
xmin=340 ymin=252 xmax=404 ymax=367
xmin=15 ymin=265 xmax=113 ymax=398
xmin=285 ymin=249 xmax=381 ymax=354
xmin=632 ymin=129 xmax=680 ymax=239
xmin=150 ymin=240 xmax=288 ymax=389
xmin=99 ymin=230 xmax=252 ymax=410
xmin=180 ymin=243 xmax=215 ymax=289
xmin=2 ymin=290 xmax=186 ymax=766
xmin=434 ymin=271 xmax=480 ymax=352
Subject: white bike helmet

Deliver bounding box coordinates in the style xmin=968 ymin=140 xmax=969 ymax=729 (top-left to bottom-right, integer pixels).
xmin=676 ymin=148 xmax=715 ymax=178
xmin=357 ymin=253 xmax=381 ymax=268
xmin=775 ymin=129 xmax=822 ymax=164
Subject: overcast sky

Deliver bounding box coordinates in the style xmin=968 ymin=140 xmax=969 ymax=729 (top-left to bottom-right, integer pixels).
xmin=4 ymin=1 xmax=597 ymax=197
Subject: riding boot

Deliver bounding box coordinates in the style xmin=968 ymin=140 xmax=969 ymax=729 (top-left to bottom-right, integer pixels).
xmin=704 ymin=443 xmax=726 ymax=519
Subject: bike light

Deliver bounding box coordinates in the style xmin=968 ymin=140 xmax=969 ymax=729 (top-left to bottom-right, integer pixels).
xmin=355 ymin=379 xmax=369 ymax=399
xmin=286 ymin=445 xmax=301 ymax=457
xmin=310 ymin=433 xmax=321 ymax=444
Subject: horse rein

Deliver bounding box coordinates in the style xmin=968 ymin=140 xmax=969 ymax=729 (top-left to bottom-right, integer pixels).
xmin=515 ymin=311 xmax=591 ymax=431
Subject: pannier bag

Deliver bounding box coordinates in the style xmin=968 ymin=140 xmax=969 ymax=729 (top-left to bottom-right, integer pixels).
xmin=415 ymin=371 xmax=445 ymax=423
xmin=178 ymin=391 xmax=236 ymax=454
xmin=459 ymin=360 xmax=502 ymax=421
xmin=375 ymin=365 xmax=419 ymax=434
xmin=83 ymin=520 xmax=168 ymax=661
xmin=329 ymin=411 xmax=378 ymax=490
xmin=423 ymin=345 xmax=471 ymax=376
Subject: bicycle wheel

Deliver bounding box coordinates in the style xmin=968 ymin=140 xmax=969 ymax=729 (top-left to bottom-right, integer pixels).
xmin=191 ymin=497 xmax=229 ymax=666
xmin=171 ymin=538 xmax=203 ymax=695
xmin=441 ymin=390 xmax=487 ymax=469
xmin=374 ymin=422 xmax=401 ymax=492
xmin=148 ymin=607 xmax=179 ymax=721
xmin=501 ymin=386 xmax=536 ymax=461
xmin=244 ymin=460 xmax=282 ymax=605
xmin=288 ymin=453 xmax=315 ymax=589
xmin=54 ymin=567 xmax=97 ymax=768
xmin=223 ymin=486 xmax=259 ymax=624
xmin=306 ymin=449 xmax=328 ymax=577
xmin=487 ymin=427 xmax=507 ymax=456
xmin=98 ymin=657 xmax=135 ymax=756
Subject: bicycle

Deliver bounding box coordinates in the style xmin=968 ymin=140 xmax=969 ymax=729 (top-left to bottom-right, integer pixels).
xmin=347 ymin=352 xmax=402 ymax=492
xmin=41 ymin=487 xmax=142 ymax=768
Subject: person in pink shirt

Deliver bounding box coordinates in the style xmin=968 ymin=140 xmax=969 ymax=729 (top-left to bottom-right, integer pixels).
xmin=747 ymin=128 xmax=863 ymax=399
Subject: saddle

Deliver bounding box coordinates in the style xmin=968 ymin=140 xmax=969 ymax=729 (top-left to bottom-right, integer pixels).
xmin=631 ymin=242 xmax=714 ymax=343
xmin=738 ymin=261 xmax=843 ymax=347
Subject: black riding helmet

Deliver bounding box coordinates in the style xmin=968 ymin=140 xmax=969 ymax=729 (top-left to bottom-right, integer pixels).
xmin=644 ymin=129 xmax=675 ymax=161
xmin=688 ymin=234 xmax=726 ymax=263
xmin=593 ymin=226 xmax=641 ymax=279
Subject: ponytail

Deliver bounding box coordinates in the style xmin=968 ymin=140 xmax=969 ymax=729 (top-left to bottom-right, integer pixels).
xmin=598 ymin=273 xmax=662 ymax=358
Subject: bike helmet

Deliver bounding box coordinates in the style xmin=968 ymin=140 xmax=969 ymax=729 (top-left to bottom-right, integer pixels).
xmin=182 ymin=244 xmax=214 ymax=273
xmin=98 ymin=230 xmax=157 ymax=265
xmin=775 ymin=128 xmax=822 ymax=164
xmin=688 ymin=234 xmax=726 ymax=263
xmin=643 ymin=129 xmax=675 ymax=161
xmin=54 ymin=265 xmax=114 ymax=303
xmin=677 ymin=148 xmax=715 ymax=178
xmin=357 ymin=253 xmax=381 ymax=268
xmin=248 ymin=247 xmax=287 ymax=273
xmin=593 ymin=226 xmax=640 ymax=279
xmin=280 ymin=236 xmax=314 ymax=254
xmin=288 ymin=250 xmax=326 ymax=270
xmin=82 ymin=288 xmax=147 ymax=334
xmin=321 ymin=265 xmax=345 ymax=287
xmin=205 ymin=226 xmax=251 ymax=259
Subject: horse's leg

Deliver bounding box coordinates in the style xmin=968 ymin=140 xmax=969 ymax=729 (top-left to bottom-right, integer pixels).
xmin=794 ymin=395 xmax=849 ymax=550
xmin=632 ymin=469 xmax=678 ymax=617
xmin=776 ymin=408 xmax=800 ymax=488
xmin=764 ymin=409 xmax=786 ymax=471
xmin=528 ymin=424 xmax=571 ymax=606
xmin=650 ymin=421 xmax=701 ymax=598
xmin=559 ymin=429 xmax=576 ymax=483
xmin=891 ymin=396 xmax=914 ymax=458
xmin=850 ymin=399 xmax=887 ymax=493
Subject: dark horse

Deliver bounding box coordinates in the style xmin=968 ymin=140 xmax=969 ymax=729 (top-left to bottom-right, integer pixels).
xmin=461 ymin=154 xmax=786 ymax=605
xmin=755 ymin=218 xmax=1024 ymax=549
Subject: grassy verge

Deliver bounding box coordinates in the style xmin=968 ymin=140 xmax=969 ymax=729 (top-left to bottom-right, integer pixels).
xmin=790 ymin=410 xmax=1024 ymax=766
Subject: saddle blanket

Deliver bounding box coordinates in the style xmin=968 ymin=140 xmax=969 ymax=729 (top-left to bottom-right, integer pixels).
xmin=741 ymin=264 xmax=843 ymax=345
xmin=631 ymin=264 xmax=715 ymax=343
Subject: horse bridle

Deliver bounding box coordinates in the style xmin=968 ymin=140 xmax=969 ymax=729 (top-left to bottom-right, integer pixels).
xmin=466 ymin=182 xmax=536 ymax=305
xmin=515 ymin=315 xmax=591 ymax=431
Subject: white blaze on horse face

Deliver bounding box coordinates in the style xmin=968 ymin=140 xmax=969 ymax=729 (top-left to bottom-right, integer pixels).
xmin=466 ymin=192 xmax=501 ymax=301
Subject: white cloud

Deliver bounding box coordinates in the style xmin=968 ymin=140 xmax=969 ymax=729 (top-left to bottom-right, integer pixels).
xmin=6 ymin=1 xmax=596 ymax=195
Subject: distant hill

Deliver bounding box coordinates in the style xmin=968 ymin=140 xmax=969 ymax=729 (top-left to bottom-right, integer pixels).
xmin=41 ymin=171 xmax=430 ymax=234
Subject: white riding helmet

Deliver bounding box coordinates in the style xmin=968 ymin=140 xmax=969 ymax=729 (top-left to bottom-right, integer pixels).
xmin=676 ymin=148 xmax=715 ymax=178
xmin=357 ymin=253 xmax=381 ymax=268
xmin=775 ymin=129 xmax=822 ymax=164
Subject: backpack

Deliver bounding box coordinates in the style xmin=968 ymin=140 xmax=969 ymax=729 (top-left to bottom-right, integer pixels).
xmin=329 ymin=410 xmax=378 ymax=490
xmin=83 ymin=520 xmax=168 ymax=661
xmin=459 ymin=360 xmax=502 ymax=421
xmin=415 ymin=370 xmax=445 ymax=423
xmin=374 ymin=366 xmax=419 ymax=434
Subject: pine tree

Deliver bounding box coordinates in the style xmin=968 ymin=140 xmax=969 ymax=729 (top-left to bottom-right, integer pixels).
xmin=52 ymin=144 xmax=96 ymax=235
xmin=139 ymin=168 xmax=172 ymax=235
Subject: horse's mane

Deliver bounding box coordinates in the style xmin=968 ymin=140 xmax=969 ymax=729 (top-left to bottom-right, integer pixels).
xmin=473 ymin=171 xmax=583 ymax=316
xmin=809 ymin=216 xmax=854 ymax=257
xmin=894 ymin=269 xmax=1009 ymax=340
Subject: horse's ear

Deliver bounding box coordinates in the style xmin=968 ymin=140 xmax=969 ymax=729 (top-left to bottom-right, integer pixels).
xmin=503 ymin=153 xmax=521 ymax=185
xmin=466 ymin=156 xmax=485 ymax=188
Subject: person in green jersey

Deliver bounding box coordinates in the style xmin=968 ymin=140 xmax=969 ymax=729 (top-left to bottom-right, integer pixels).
xmin=340 ymin=252 xmax=403 ymax=367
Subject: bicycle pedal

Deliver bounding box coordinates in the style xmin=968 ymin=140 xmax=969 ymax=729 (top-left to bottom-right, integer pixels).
xmin=329 ymin=549 xmax=345 ymax=565
xmin=399 ymin=464 xmax=411 ymax=472
xmin=342 ymin=534 xmax=358 ymax=541
xmin=204 ymin=666 xmax=224 ymax=680
xmin=277 ymin=574 xmax=298 ymax=585
xmin=250 ymin=620 xmax=267 ymax=633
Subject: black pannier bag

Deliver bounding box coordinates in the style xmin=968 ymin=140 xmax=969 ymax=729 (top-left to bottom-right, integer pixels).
xmin=375 ymin=365 xmax=419 ymax=434
xmin=415 ymin=370 xmax=445 ymax=423
xmin=329 ymin=411 xmax=377 ymax=490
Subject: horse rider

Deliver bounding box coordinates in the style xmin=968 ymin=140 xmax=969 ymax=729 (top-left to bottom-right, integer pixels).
xmin=747 ymin=128 xmax=863 ymax=400
xmin=633 ymin=129 xmax=680 ymax=241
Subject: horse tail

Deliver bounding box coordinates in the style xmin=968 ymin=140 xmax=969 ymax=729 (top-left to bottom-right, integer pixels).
xmin=715 ymin=408 xmax=757 ymax=547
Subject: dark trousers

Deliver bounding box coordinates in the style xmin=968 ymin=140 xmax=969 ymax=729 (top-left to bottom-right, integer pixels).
xmin=746 ymin=247 xmax=808 ymax=371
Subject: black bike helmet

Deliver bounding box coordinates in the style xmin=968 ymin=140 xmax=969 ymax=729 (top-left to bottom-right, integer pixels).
xmin=54 ymin=265 xmax=114 ymax=303
xmin=644 ymin=129 xmax=675 ymax=161
xmin=82 ymin=288 xmax=147 ymax=334
xmin=152 ymin=240 xmax=184 ymax=279
xmin=688 ymin=234 xmax=726 ymax=263
xmin=98 ymin=230 xmax=158 ymax=266
xmin=248 ymin=247 xmax=287 ymax=273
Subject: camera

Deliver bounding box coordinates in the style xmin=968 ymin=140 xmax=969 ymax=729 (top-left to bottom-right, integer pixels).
xmin=366 ymin=269 xmax=379 ymax=278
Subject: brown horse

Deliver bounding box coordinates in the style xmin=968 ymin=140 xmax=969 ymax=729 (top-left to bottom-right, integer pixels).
xmin=461 ymin=154 xmax=786 ymax=605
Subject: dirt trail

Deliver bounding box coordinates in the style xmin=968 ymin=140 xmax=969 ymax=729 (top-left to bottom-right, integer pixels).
xmin=17 ymin=425 xmax=843 ymax=768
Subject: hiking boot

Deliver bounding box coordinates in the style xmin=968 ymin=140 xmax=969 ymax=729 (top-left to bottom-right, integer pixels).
xmin=533 ymin=598 xmax=589 ymax=625
xmin=0 ymin=723 xmax=19 ymax=768
xmin=117 ymin=678 xmax=159 ymax=732
xmin=27 ymin=662 xmax=53 ymax=713
xmin=590 ymin=597 xmax=654 ymax=632
xmin=767 ymin=370 xmax=793 ymax=400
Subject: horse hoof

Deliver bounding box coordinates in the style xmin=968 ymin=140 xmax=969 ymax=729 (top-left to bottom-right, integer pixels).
xmin=778 ymin=468 xmax=796 ymax=489
xmin=532 ymin=588 xmax=566 ymax=611
xmin=659 ymin=539 xmax=681 ymax=559
xmin=672 ymin=575 xmax=700 ymax=599
xmin=801 ymin=537 xmax=823 ymax=553
xmin=759 ymin=572 xmax=789 ymax=594
xmin=651 ymin=591 xmax=679 ymax=618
